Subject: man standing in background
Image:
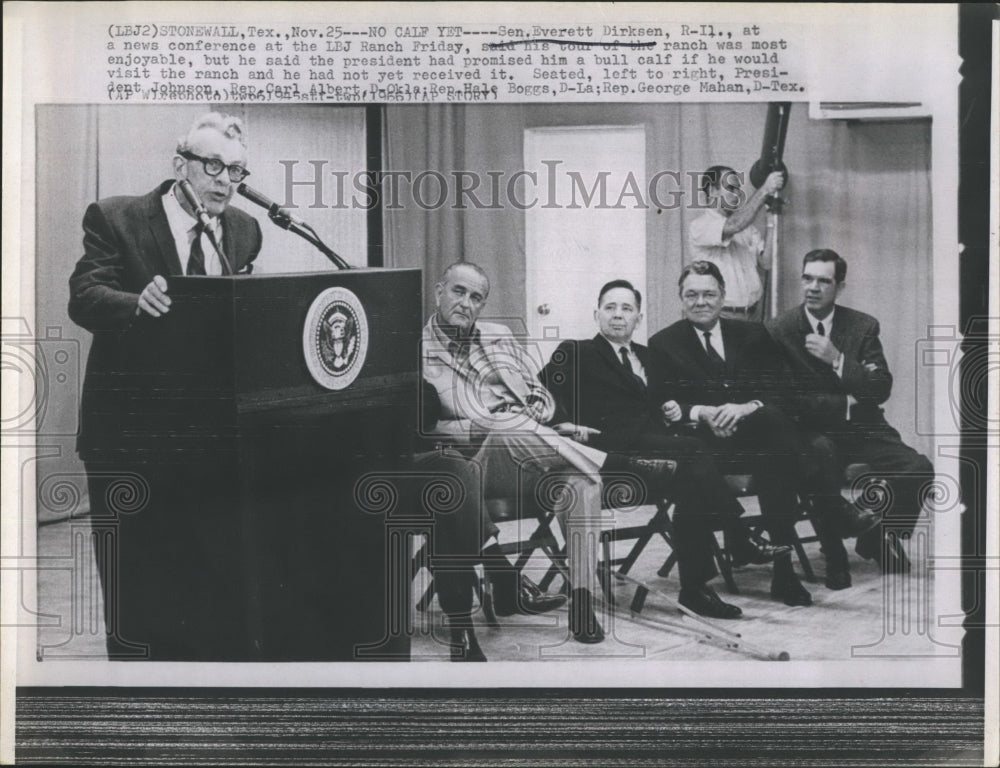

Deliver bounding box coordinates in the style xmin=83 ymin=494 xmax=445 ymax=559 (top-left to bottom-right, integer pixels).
xmin=689 ymin=165 xmax=785 ymax=321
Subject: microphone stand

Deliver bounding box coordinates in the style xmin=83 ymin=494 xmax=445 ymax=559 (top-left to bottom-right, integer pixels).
xmin=768 ymin=202 xmax=780 ymax=319
xmin=766 ymin=192 xmax=784 ymax=320
xmin=205 ymin=229 xmax=234 ymax=276
xmin=177 ymin=179 xmax=234 ymax=274
xmin=750 ymin=102 xmax=791 ymax=319
xmin=267 ymin=210 xmax=352 ymax=270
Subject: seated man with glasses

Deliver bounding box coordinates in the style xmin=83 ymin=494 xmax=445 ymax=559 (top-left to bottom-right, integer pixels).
xmin=68 ymin=111 xmax=262 ymax=659
xmin=768 ymin=249 xmax=933 ymax=579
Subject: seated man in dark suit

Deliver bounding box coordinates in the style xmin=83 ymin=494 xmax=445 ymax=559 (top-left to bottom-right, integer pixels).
xmin=68 ymin=111 xmax=262 ymax=659
xmin=541 ymin=279 xmax=790 ymax=619
xmin=768 ymin=249 xmax=935 ymax=576
xmin=648 ymin=261 xmax=834 ymax=607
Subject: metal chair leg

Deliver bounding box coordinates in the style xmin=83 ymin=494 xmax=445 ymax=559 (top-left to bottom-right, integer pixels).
xmin=478 ymin=575 xmax=500 ymax=628
xmin=711 ymin=535 xmax=739 ymax=594
xmin=412 ymin=536 xmax=436 ymax=612
xmin=792 ymin=536 xmax=817 ymax=582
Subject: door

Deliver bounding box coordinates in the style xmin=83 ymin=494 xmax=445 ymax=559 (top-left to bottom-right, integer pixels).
xmin=524 ymin=125 xmax=647 ymax=364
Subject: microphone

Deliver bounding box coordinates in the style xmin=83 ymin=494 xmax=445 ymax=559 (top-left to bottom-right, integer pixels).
xmin=177 ymin=179 xmax=214 ymax=231
xmin=236 ymin=183 xmax=306 ymax=227
xmin=237 ymin=182 xmax=351 ymax=270
xmin=176 ymin=179 xmax=233 ymax=274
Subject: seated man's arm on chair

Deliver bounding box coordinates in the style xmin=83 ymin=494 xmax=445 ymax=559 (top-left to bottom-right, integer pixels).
xmin=501 ymin=332 xmax=556 ymax=423
xmin=538 ymin=339 xmax=601 ymax=442
xmin=539 ymin=339 xmax=578 ymax=426
xmin=841 ymin=318 xmax=893 ymax=408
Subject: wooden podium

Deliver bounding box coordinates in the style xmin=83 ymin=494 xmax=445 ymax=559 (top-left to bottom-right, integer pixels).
xmin=103 ymin=269 xmax=421 ymax=661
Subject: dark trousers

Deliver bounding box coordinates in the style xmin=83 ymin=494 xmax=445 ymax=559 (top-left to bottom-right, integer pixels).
xmin=411 ymin=451 xmax=495 ymax=619
xmin=690 ymin=405 xmax=804 ymax=547
xmin=805 ymin=424 xmax=934 ymax=557
xmin=88 ymin=451 xmax=492 ymax=657
xmin=86 ymin=457 xmax=249 ymax=661
xmin=604 ymin=430 xmax=745 ymax=591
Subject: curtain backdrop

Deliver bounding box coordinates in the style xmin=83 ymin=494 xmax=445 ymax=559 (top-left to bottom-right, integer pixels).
xmin=384 ymin=103 xmax=934 ymax=458
xmin=34 ymin=103 xmax=934 ymax=524
xmin=35 ymin=106 xmax=101 ymax=524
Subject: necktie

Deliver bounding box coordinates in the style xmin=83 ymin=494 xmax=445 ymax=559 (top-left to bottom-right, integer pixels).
xmin=186 ymin=223 xmax=206 ymax=276
xmin=619 ymin=345 xmax=645 ymax=389
xmin=619 ymin=346 xmax=633 ymax=374
xmin=703 ymin=331 xmax=725 ymax=370
xmin=817 ymin=321 xmax=826 ymax=336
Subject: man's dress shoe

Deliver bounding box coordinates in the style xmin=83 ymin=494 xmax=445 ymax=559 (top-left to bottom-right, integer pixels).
xmin=770 ymin=570 xmax=813 ymax=607
xmin=824 ymin=566 xmax=852 ymax=591
xmin=449 ymin=625 xmax=486 ymax=662
xmin=569 ymin=587 xmax=605 ymax=644
xmin=678 ymin=585 xmax=743 ymax=619
xmin=728 ymin=533 xmax=793 ymax=567
xmin=493 ymin=575 xmax=568 ymax=617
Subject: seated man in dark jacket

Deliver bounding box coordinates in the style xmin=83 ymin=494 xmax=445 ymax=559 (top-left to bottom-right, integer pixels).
xmin=541 ymin=279 xmax=790 ymax=619
xmin=649 ymin=262 xmax=873 ymax=606
xmin=767 ymin=249 xmax=934 ymax=578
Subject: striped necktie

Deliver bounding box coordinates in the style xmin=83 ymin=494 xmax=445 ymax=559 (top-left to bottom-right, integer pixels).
xmin=186 ymin=222 xmax=206 ymax=275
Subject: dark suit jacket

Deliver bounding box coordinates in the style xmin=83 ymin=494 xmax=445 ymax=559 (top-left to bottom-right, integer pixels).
xmin=69 ymin=180 xmax=263 ymax=454
xmin=541 ymin=335 xmax=669 ymax=453
xmin=647 ymin=318 xmax=790 ymax=421
xmin=767 ymin=304 xmax=892 ymax=431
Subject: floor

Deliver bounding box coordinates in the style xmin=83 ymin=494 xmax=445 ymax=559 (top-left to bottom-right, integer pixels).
xmin=32 ymin=500 xmax=949 ymax=666
xmin=409 ymin=509 xmax=947 ymax=663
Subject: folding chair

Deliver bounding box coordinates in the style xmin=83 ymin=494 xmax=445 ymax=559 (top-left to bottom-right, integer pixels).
xmin=647 ymin=473 xmax=818 ymax=595
xmin=412 ymin=463 xmax=567 ymax=625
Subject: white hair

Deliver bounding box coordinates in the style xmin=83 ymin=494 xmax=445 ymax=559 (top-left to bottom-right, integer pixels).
xmin=176 ymin=112 xmax=247 ymax=153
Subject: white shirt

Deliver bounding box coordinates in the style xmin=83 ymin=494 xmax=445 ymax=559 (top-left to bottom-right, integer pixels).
xmin=689 ymin=321 xmax=726 ymax=424
xmin=162 ymin=186 xmax=224 ymax=275
xmin=804 ymin=307 xmax=844 ymax=377
xmin=696 ymin=321 xmax=726 ymax=361
xmin=688 ymin=208 xmax=764 ymax=309
xmin=685 ymin=323 xmax=764 ymax=424
xmin=600 ymin=335 xmax=647 ymax=385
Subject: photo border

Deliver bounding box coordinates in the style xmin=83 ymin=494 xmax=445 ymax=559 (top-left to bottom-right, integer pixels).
xmin=4 ymin=2 xmax=995 ymax=763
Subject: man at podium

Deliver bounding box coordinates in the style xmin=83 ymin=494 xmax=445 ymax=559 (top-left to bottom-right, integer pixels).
xmin=68 ymin=112 xmax=262 ymax=659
